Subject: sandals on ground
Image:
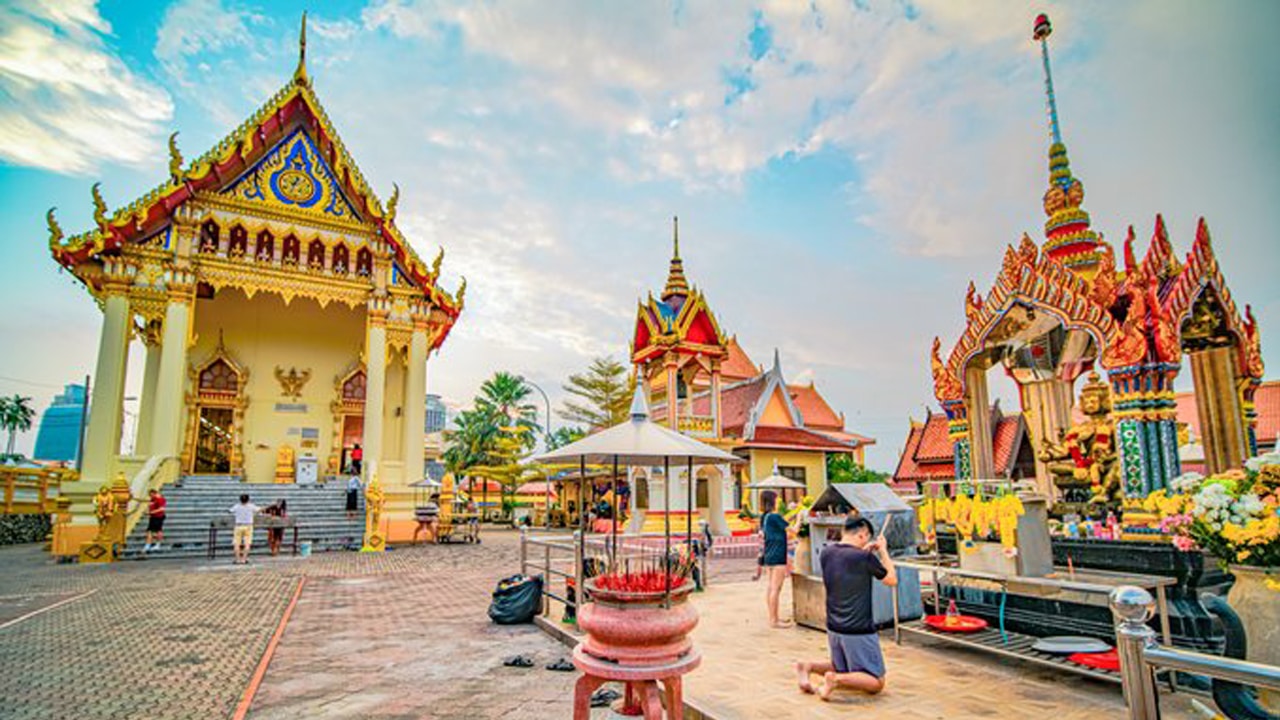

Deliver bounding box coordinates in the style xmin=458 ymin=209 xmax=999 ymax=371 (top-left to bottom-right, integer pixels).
xmin=546 ymin=658 xmax=575 ymax=672
xmin=502 ymin=655 xmax=535 ymax=668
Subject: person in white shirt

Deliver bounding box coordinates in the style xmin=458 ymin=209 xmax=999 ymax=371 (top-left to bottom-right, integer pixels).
xmin=229 ymin=494 xmax=261 ymax=564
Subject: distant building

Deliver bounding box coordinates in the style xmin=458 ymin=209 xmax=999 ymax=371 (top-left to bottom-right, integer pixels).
xmin=425 ymin=394 xmax=447 ymax=434
xmin=33 ymin=384 xmax=86 ymax=463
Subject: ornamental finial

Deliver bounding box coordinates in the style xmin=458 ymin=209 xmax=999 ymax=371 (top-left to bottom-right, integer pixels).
xmin=168 ymin=132 xmax=184 ymax=182
xmin=430 ymin=246 xmax=444 ymax=279
xmin=293 ymin=12 xmax=309 ymax=86
xmin=673 ymin=215 xmax=680 ymax=259
xmin=46 ymin=207 xmax=64 ymax=248
xmin=456 ymin=276 xmax=467 ymax=308
xmin=386 ymin=183 xmax=399 ymax=223
xmin=91 ymin=183 xmax=108 ymax=229
xmin=661 ymin=214 xmax=690 ymax=300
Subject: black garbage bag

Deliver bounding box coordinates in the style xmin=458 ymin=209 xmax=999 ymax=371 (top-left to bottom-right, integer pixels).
xmin=488 ymin=574 xmax=544 ymax=625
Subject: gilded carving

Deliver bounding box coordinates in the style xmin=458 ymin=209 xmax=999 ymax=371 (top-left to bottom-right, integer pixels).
xmin=274 ymin=366 xmax=312 ymax=399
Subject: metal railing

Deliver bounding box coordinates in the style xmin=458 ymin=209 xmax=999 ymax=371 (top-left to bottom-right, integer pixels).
xmin=1110 ymin=585 xmax=1280 ymax=719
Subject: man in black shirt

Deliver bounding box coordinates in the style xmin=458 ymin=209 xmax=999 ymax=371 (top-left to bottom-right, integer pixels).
xmin=795 ymin=515 xmax=897 ymax=700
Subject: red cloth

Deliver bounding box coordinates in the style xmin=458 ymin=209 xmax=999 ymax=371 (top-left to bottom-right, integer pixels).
xmin=149 ymin=496 xmax=167 ymax=517
xmin=351 ymin=448 xmax=363 ymax=460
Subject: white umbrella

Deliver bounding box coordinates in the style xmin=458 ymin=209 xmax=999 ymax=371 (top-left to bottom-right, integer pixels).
xmin=747 ymin=460 xmax=807 ymax=490
xmin=532 ymin=385 xmax=741 ymax=598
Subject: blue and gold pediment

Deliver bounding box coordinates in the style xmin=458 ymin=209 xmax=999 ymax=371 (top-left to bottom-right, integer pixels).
xmin=225 ymin=128 xmax=360 ymax=221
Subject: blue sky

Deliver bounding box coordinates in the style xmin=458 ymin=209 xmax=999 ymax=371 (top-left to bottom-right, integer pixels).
xmin=1 ymin=0 xmax=1278 ymax=470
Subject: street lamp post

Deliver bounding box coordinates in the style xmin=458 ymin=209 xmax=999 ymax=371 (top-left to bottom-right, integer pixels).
xmin=519 ymin=377 xmax=553 ymax=528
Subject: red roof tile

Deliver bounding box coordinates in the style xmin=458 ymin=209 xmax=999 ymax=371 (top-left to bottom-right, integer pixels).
xmin=693 ymin=375 xmax=768 ymax=433
xmin=1176 ymin=380 xmax=1279 ymax=449
xmin=991 ymin=416 xmax=1024 ymax=473
xmin=720 ymin=337 xmax=758 ymax=381
xmin=742 ymin=425 xmax=855 ymax=452
xmin=892 ymin=410 xmax=1027 ymax=483
xmin=788 ymin=383 xmax=843 ymax=430
xmin=913 ymin=414 xmax=954 ymax=462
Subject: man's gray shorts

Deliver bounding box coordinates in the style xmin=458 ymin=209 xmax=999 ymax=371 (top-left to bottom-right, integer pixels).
xmin=827 ymin=630 xmax=885 ymax=678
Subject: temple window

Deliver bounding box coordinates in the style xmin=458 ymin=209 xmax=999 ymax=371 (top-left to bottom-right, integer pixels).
xmin=199 ymin=220 xmax=220 ymax=254
xmin=307 ymin=239 xmax=325 ymax=270
xmin=342 ymin=371 xmax=366 ymax=402
xmin=355 ymin=247 xmax=373 ymax=277
xmin=332 ymin=243 xmax=350 ymax=275
xmin=228 ymin=225 xmax=248 ymax=258
xmin=199 ymin=359 xmax=239 ymax=393
xmin=255 ymin=230 xmax=274 ymax=262
xmin=282 ymin=234 xmax=300 ymax=266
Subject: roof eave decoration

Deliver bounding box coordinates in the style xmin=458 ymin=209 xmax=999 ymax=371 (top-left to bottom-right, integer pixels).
xmin=631 ymin=287 xmax=728 ymax=365
xmin=46 ymin=36 xmax=464 ymax=325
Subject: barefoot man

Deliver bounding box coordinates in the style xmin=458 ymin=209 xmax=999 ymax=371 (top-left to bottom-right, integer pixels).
xmin=796 ymin=515 xmax=897 ymax=700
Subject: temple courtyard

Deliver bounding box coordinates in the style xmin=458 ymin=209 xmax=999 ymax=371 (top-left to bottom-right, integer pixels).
xmin=0 ymin=529 xmax=1201 ymax=719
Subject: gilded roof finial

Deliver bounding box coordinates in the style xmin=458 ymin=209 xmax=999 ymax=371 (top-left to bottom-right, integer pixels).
xmin=46 ymin=207 xmax=64 ymax=249
xmin=293 ymin=12 xmax=309 ymax=86
xmin=168 ymin=132 xmax=184 ymax=182
xmin=455 ymin=276 xmax=467 ymax=308
xmin=91 ymin=183 xmax=108 ymax=229
xmin=430 ymin=246 xmax=444 ymax=280
xmin=661 ymin=214 xmax=690 ymax=300
xmin=386 ymin=182 xmax=399 ymax=223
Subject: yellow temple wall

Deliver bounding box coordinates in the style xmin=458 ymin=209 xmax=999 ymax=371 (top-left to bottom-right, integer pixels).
xmin=191 ymin=289 xmax=364 ymax=483
xmin=747 ymin=448 xmax=828 ymax=498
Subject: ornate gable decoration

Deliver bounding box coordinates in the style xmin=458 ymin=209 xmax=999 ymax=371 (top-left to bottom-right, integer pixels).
xmin=225 ymin=128 xmax=360 ymax=221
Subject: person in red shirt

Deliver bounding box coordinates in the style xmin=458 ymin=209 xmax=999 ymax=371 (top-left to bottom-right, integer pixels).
xmin=144 ymin=489 xmax=167 ymax=552
xmin=350 ymin=443 xmax=363 ymax=475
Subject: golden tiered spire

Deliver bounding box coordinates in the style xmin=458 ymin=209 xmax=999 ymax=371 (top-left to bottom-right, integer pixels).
xmin=661 ymin=215 xmax=690 ymax=299
xmin=1033 ymin=13 xmax=1102 ymax=278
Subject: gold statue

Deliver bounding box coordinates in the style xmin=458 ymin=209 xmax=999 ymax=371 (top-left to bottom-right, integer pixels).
xmin=92 ymin=484 xmax=117 ymax=541
xmin=361 ymin=475 xmax=387 ymax=552
xmin=1039 ymin=372 xmax=1121 ymax=506
xmin=274 ymin=366 xmax=311 ymax=399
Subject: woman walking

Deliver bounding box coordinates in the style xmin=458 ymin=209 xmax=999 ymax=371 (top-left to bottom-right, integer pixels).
xmin=265 ymin=499 xmax=288 ymax=556
xmin=761 ymin=495 xmax=793 ymax=628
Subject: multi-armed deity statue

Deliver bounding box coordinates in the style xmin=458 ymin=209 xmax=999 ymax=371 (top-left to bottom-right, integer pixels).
xmin=1038 ymin=373 xmax=1122 ymax=511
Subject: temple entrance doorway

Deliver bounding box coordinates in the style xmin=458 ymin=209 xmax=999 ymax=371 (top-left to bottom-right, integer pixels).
xmin=194 ymin=407 xmax=234 ymax=473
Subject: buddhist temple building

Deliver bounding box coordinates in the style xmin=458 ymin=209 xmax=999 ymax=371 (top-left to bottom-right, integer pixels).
xmin=46 ymin=17 xmax=462 ymax=553
xmin=892 ymin=405 xmax=1036 ymax=494
xmin=627 ymin=218 xmax=874 ymax=535
xmin=926 ymin=14 xmax=1265 ymax=503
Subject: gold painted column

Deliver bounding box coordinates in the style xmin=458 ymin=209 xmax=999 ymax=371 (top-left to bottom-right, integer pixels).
xmin=401 ymin=316 xmax=428 ymax=483
xmin=710 ymin=365 xmax=722 ymax=437
xmin=362 ymin=303 xmax=389 ymax=483
xmin=81 ymin=266 xmax=133 ymax=484
xmin=148 ymin=274 xmax=194 ymax=459
xmin=133 ymin=327 xmax=162 ymax=457
xmin=1022 ymin=377 xmax=1073 ymax=497
xmin=965 ymin=365 xmax=995 ymax=479
xmin=1190 ymin=347 xmax=1248 ymax=474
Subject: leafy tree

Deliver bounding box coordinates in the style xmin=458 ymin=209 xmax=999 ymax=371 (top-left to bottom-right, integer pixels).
xmin=547 ymin=426 xmax=586 ymax=450
xmin=827 ymin=453 xmax=889 ymax=484
xmin=1 ymin=395 xmax=36 ymax=456
xmin=559 ymin=357 xmax=633 ymax=430
xmin=442 ymin=409 xmax=499 ymax=475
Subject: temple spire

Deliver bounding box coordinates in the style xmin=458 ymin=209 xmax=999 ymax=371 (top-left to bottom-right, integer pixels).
xmin=1031 ymin=13 xmax=1101 ymax=279
xmin=661 ymin=214 xmax=690 ymax=300
xmin=293 ymin=12 xmax=309 ymax=86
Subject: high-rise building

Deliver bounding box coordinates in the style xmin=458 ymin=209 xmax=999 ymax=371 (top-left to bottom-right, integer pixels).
xmin=33 ymin=384 xmax=86 ymax=463
xmin=425 ymin=394 xmax=447 ymax=434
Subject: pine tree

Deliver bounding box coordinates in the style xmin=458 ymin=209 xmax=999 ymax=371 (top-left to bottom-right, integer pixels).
xmin=559 ymin=357 xmax=632 ymax=430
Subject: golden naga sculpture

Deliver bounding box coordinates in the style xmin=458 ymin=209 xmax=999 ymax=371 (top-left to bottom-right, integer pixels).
xmin=168 ymin=132 xmax=185 ymax=182
xmin=91 ymin=183 xmax=109 ymax=229
xmin=361 ymin=474 xmax=387 ymax=552
xmin=930 ymin=336 xmax=962 ymax=402
xmin=385 ymin=182 xmax=400 ymax=224
xmin=1039 ymin=372 xmax=1122 ymax=506
xmin=46 ymin=208 xmax=64 ymax=248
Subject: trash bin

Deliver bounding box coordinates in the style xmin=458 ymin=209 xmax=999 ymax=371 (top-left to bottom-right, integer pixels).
xmin=299 ymin=541 xmax=313 ymax=558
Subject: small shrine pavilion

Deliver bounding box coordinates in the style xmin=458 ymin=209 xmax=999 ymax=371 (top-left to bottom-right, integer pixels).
xmin=627 ymin=219 xmax=874 ymax=535
xmin=927 ymin=15 xmax=1265 ymax=502
xmin=46 ymin=17 xmax=462 ymax=550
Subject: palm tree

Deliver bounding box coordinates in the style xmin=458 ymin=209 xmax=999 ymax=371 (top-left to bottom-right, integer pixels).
xmin=1 ymin=395 xmax=36 ymax=457
xmin=475 ymin=372 xmax=540 ymax=448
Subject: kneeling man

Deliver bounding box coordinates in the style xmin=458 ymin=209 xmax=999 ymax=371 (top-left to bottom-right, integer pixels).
xmin=796 ymin=515 xmax=897 ymax=700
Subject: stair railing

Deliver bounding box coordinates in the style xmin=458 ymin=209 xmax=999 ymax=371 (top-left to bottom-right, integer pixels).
xmin=122 ymin=456 xmax=181 ymax=541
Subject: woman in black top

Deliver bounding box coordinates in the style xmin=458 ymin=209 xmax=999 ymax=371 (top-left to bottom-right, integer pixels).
xmin=760 ymin=495 xmax=793 ymax=628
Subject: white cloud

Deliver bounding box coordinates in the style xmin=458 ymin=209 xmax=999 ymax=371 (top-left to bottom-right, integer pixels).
xmin=154 ymin=0 xmax=265 ymax=87
xmin=0 ymin=0 xmax=173 ymax=174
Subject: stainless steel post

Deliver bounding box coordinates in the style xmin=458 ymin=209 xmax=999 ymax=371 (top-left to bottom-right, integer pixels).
xmin=520 ymin=526 xmax=528 ymax=576
xmin=1110 ymin=586 xmax=1161 ymax=720
xmin=573 ymin=529 xmax=585 ymax=630
xmin=543 ymin=542 xmax=552 ymax=616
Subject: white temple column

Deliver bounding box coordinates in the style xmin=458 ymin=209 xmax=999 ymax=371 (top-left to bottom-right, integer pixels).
xmin=133 ymin=330 xmax=162 ymax=457
xmin=149 ymin=279 xmax=194 ymax=459
xmin=362 ymin=305 xmax=388 ymax=482
xmin=401 ymin=319 xmax=428 ymax=483
xmin=81 ymin=276 xmax=132 ymax=484
xmin=710 ymin=367 xmax=722 ymax=437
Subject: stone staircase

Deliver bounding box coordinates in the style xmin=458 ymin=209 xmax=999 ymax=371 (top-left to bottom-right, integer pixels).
xmin=122 ymin=475 xmax=365 ymax=559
